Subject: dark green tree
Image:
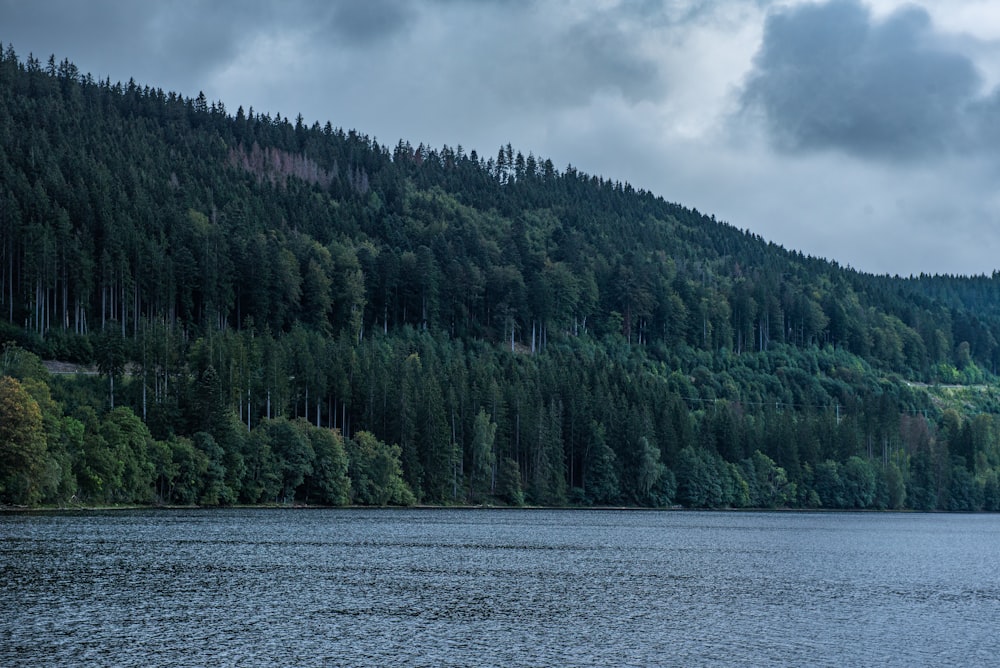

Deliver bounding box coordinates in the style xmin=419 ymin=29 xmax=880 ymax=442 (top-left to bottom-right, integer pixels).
xmin=95 ymin=322 xmax=126 ymax=408
xmin=469 ymin=408 xmax=496 ymax=503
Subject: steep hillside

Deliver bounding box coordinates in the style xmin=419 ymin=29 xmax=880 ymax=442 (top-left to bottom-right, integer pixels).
xmin=3 ymin=46 xmax=1000 ymax=511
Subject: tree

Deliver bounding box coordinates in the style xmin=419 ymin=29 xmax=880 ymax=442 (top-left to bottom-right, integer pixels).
xmin=495 ymin=456 xmax=524 ymax=505
xmin=885 ymin=461 xmax=906 ymax=510
xmin=583 ymin=421 xmax=619 ymax=505
xmin=43 ymin=415 xmax=81 ymax=504
xmin=0 ymin=375 xmax=48 ymax=504
xmin=347 ymin=430 xmax=415 ymax=506
xmin=840 ymin=456 xmax=876 ymax=509
xmin=469 ymin=408 xmax=496 ymax=502
xmin=73 ymin=407 xmax=119 ymax=502
xmin=982 ymin=469 xmax=1000 ymax=511
xmin=627 ymin=436 xmax=665 ymax=506
xmin=96 ymin=322 xmax=127 ymax=408
xmin=241 ymin=426 xmax=282 ymax=503
xmin=416 ymin=368 xmax=451 ymax=503
xmin=396 ymin=352 xmax=425 ymax=499
xmin=529 ymin=400 xmax=567 ymax=505
xmin=813 ymin=460 xmax=845 ymax=508
xmin=167 ymin=436 xmax=209 ymax=505
xmin=740 ymin=451 xmax=794 ymax=508
xmin=676 ymin=446 xmax=722 ymax=508
xmin=192 ymin=431 xmax=232 ymax=505
xmin=908 ymin=450 xmax=938 ymax=511
xmin=260 ymin=417 xmax=314 ymax=503
xmin=948 ymin=462 xmax=982 ymax=511
xmin=193 ymin=364 xmax=228 ymax=439
xmin=301 ymin=423 xmax=351 ymax=505
xmin=101 ymin=407 xmax=155 ymax=503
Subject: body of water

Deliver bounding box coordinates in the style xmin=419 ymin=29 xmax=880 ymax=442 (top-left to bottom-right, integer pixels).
xmin=2 ymin=508 xmax=998 ymax=666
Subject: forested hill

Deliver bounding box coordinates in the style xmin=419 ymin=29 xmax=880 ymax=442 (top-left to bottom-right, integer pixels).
xmin=4 ymin=46 xmax=1000 ymax=512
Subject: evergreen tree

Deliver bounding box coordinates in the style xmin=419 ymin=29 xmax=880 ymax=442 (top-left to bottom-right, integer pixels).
xmin=469 ymin=408 xmax=496 ymax=503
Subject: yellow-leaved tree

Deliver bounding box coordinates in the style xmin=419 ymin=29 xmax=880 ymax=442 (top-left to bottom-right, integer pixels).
xmin=0 ymin=375 xmax=48 ymax=505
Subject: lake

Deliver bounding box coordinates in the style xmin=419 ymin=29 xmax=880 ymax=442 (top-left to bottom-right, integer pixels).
xmin=2 ymin=509 xmax=998 ymax=666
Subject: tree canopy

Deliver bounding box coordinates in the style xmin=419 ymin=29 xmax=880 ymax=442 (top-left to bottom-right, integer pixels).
xmin=3 ymin=46 xmax=1000 ymax=510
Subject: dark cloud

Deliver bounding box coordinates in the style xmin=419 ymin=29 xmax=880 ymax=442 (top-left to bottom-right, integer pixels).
xmin=323 ymin=0 xmax=417 ymax=46
xmin=0 ymin=0 xmax=148 ymax=63
xmin=741 ymin=0 xmax=983 ymax=160
xmin=0 ymin=0 xmax=264 ymax=95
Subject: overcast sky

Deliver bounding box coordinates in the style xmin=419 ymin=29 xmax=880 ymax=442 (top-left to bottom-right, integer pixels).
xmin=3 ymin=0 xmax=1000 ymax=276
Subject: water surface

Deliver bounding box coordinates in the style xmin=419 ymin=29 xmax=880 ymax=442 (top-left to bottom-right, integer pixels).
xmin=2 ymin=509 xmax=997 ymax=666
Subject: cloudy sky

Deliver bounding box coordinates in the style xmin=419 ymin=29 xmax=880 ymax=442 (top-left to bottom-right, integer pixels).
xmin=3 ymin=0 xmax=1000 ymax=276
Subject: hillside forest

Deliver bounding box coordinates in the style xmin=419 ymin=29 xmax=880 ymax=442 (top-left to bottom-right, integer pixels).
xmin=5 ymin=46 xmax=1000 ymax=510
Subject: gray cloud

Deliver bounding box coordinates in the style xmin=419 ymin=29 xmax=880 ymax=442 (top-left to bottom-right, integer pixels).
xmin=741 ymin=0 xmax=983 ymax=160
xmin=322 ymin=0 xmax=417 ymax=46
xmin=441 ymin=3 xmax=664 ymax=112
xmin=968 ymin=89 xmax=1000 ymax=147
xmin=0 ymin=0 xmax=266 ymax=96
xmin=0 ymin=0 xmax=148 ymax=64
xmin=559 ymin=18 xmax=661 ymax=104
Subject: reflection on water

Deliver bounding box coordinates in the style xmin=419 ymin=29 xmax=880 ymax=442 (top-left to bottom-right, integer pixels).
xmin=2 ymin=509 xmax=999 ymax=666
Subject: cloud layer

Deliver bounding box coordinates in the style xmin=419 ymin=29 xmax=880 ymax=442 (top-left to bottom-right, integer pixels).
xmin=741 ymin=0 xmax=993 ymax=161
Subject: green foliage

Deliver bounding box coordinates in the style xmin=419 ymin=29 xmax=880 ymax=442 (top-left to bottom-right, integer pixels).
xmin=5 ymin=49 xmax=1000 ymax=511
xmin=583 ymin=421 xmax=619 ymax=505
xmin=885 ymin=461 xmax=906 ymax=509
xmin=97 ymin=407 xmax=156 ymax=503
xmin=469 ymin=408 xmax=497 ymax=503
xmin=192 ymin=432 xmax=233 ymax=505
xmin=906 ymin=452 xmax=938 ymax=511
xmin=676 ymin=446 xmax=724 ymax=508
xmin=627 ymin=436 xmax=667 ymax=506
xmin=95 ymin=325 xmax=127 ymax=409
xmin=740 ymin=451 xmax=794 ymax=508
xmin=241 ymin=427 xmax=282 ymax=503
xmin=0 ymin=375 xmax=48 ymax=504
xmin=347 ymin=431 xmax=415 ymax=506
xmin=0 ymin=343 xmax=48 ymax=380
xmin=302 ymin=425 xmax=351 ymax=506
xmin=167 ymin=436 xmax=210 ymax=505
xmin=495 ymin=456 xmax=524 ymax=506
xmin=258 ymin=418 xmax=315 ymax=502
xmin=840 ymin=456 xmax=877 ymax=509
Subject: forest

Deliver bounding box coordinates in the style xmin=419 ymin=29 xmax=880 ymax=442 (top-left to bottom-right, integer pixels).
xmin=5 ymin=45 xmax=1000 ymax=511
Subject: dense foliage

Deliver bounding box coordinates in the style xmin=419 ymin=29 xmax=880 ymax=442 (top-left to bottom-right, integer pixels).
xmin=4 ymin=46 xmax=1000 ymax=510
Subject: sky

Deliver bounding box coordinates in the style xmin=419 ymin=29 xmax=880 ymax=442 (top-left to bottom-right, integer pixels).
xmin=3 ymin=0 xmax=1000 ymax=277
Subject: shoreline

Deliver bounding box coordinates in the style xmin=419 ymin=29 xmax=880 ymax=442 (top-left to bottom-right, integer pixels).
xmin=0 ymin=503 xmax=931 ymax=514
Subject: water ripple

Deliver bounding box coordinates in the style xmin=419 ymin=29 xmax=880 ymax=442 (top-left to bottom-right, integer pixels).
xmin=2 ymin=509 xmax=1000 ymax=666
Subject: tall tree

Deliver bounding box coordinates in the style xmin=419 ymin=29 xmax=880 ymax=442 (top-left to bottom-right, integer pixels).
xmin=469 ymin=408 xmax=496 ymax=502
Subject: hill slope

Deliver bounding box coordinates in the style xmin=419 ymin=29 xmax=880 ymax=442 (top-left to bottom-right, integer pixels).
xmin=2 ymin=46 xmax=1000 ymax=510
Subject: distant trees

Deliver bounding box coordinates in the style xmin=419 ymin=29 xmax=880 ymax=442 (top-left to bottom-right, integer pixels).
xmin=4 ymin=323 xmax=1000 ymax=511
